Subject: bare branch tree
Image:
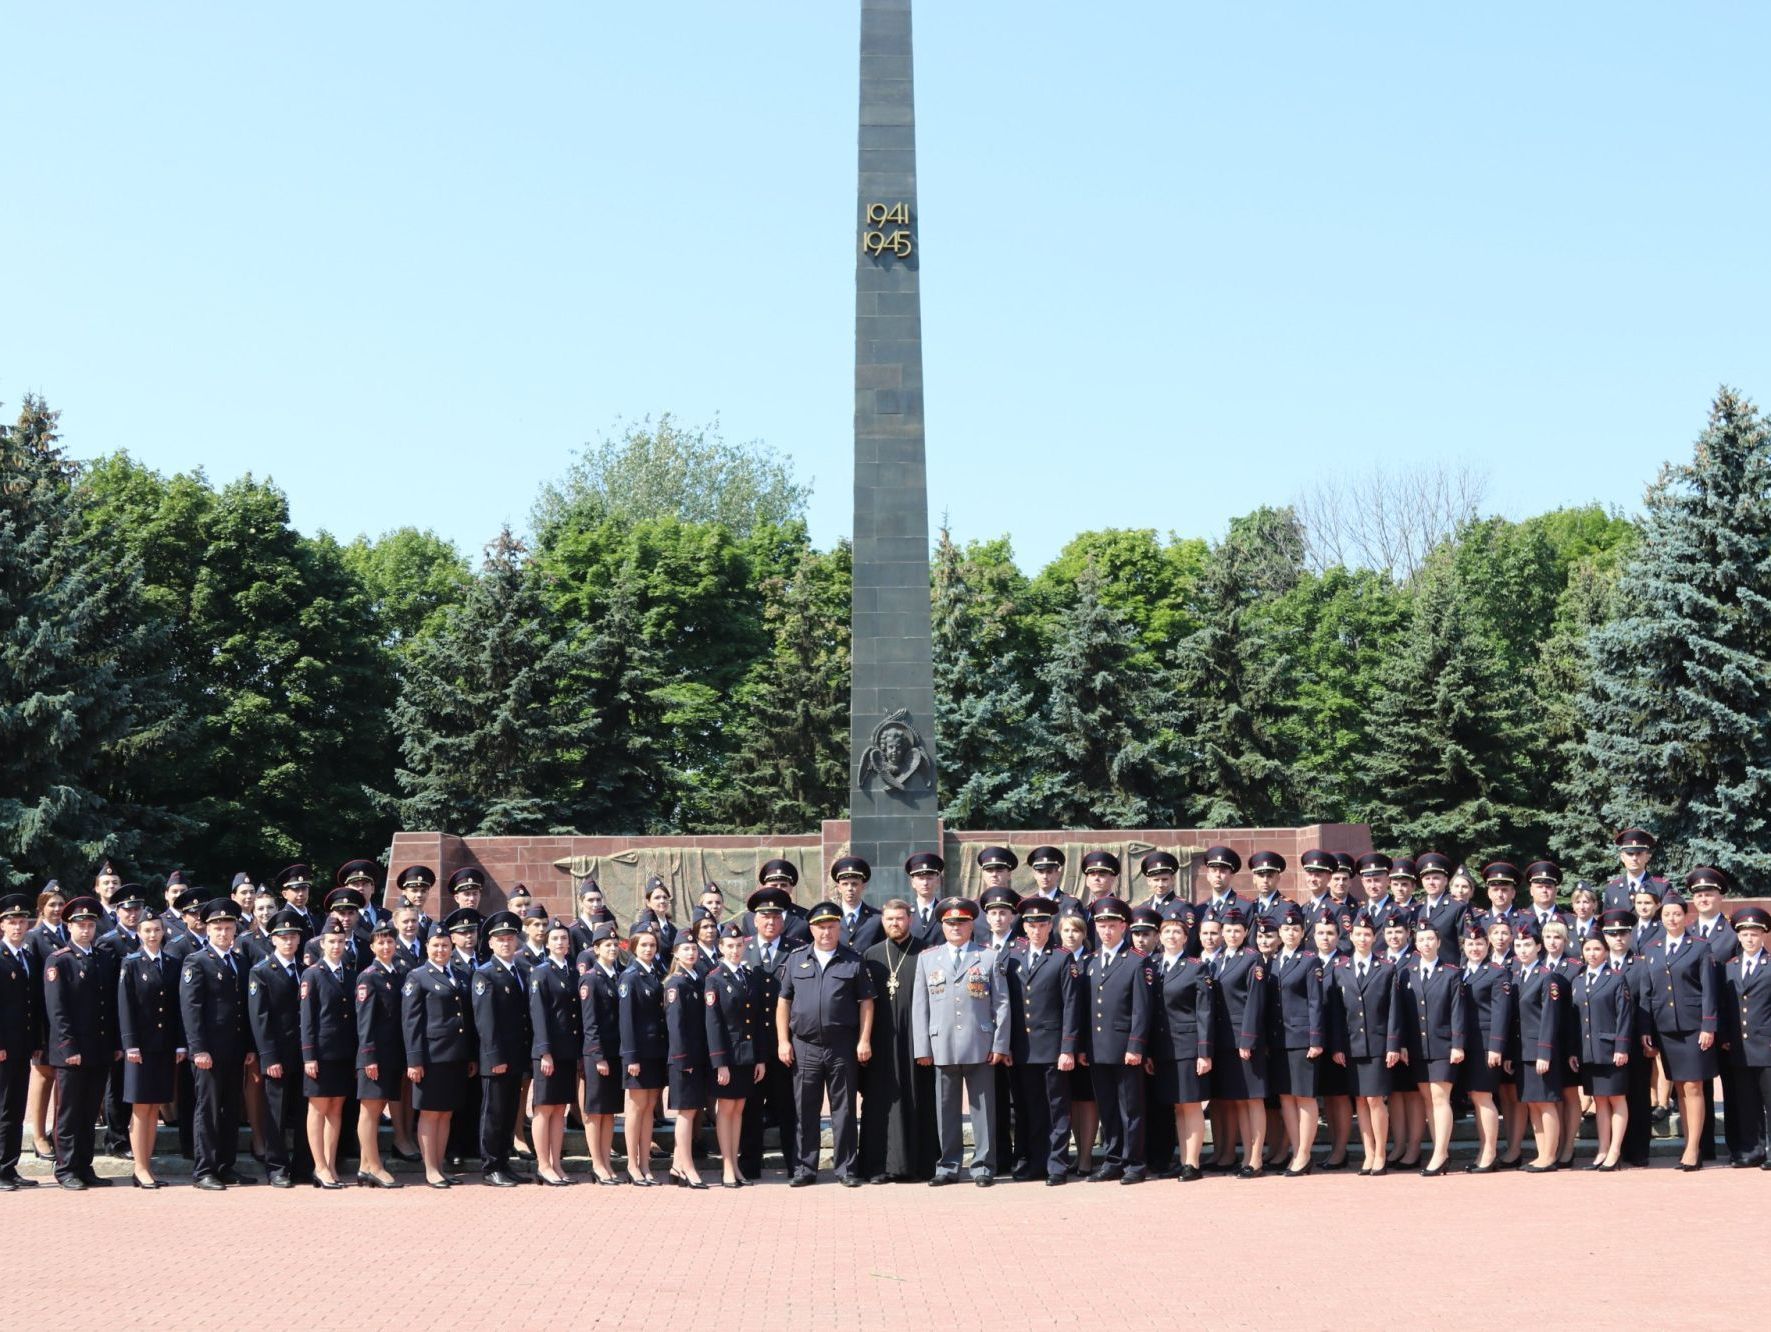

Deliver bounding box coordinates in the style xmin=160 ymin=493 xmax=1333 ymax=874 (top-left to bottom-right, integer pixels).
xmin=1293 ymin=461 xmax=1489 ymax=581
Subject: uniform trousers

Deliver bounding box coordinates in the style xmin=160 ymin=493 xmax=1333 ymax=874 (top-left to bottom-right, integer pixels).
xmin=739 ymin=1057 xmax=797 ymax=1177
xmin=447 ymin=1071 xmax=481 ymax=1161
xmin=1622 ymin=1052 xmax=1654 ymax=1166
xmin=260 ymin=1068 xmax=313 ymax=1179
xmin=1089 ymin=1061 xmax=1145 ymax=1173
xmin=1016 ymin=1061 xmax=1072 ymax=1178
xmin=102 ymin=1055 xmax=129 ymax=1153
xmin=1726 ymin=1065 xmax=1771 ymax=1158
xmin=53 ymin=1064 xmax=109 ymax=1183
xmin=480 ymin=1069 xmax=522 ymax=1174
xmin=191 ymin=1056 xmax=244 ymax=1180
xmin=0 ymin=1055 xmax=28 ymax=1175
xmin=932 ymin=1062 xmax=994 ymax=1179
xmin=791 ymin=1034 xmax=858 ymax=1177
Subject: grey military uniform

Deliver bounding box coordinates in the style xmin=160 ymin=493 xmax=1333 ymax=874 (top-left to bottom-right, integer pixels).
xmin=911 ymin=941 xmax=1010 ymax=1179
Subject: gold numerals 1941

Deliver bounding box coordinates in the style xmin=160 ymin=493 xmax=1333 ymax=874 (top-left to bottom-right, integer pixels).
xmin=862 ymin=201 xmax=914 ymax=257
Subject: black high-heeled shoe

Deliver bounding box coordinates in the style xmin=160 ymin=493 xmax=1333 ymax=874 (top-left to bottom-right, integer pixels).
xmin=426 ymin=1177 xmax=451 ymax=1189
xmin=629 ymin=1175 xmax=656 ymax=1187
xmin=390 ymin=1146 xmax=422 ymax=1163
xmin=1282 ymin=1164 xmax=1311 ymax=1178
xmin=594 ymin=1174 xmax=622 ymax=1187
xmin=1675 ymin=1161 xmax=1702 ymax=1172
xmin=131 ymin=1175 xmax=163 ymax=1190
xmin=1465 ymin=1162 xmax=1497 ymax=1174
xmin=669 ymin=1169 xmax=707 ymax=1190
xmin=1420 ymin=1163 xmax=1448 ymax=1178
xmin=357 ymin=1171 xmax=402 ymax=1189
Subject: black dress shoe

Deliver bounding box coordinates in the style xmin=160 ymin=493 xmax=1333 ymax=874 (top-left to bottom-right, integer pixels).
xmin=1522 ymin=1163 xmax=1557 ymax=1173
xmin=1317 ymin=1157 xmax=1348 ymax=1171
xmin=1010 ymin=1166 xmax=1037 ymax=1183
xmin=788 ymin=1171 xmax=815 ymax=1188
xmin=1178 ymin=1165 xmax=1203 ymax=1182
xmin=1283 ymin=1165 xmax=1312 ymax=1178
xmin=426 ymin=1177 xmax=452 ymax=1189
xmin=840 ymin=1175 xmax=863 ymax=1188
xmin=193 ymin=1175 xmax=226 ymax=1191
xmin=928 ymin=1173 xmax=955 ymax=1187
xmin=974 ymin=1174 xmax=994 ymax=1188
xmin=1118 ymin=1170 xmax=1145 ymax=1185
xmin=1046 ymin=1173 xmax=1067 ymax=1186
xmin=1087 ymin=1165 xmax=1122 ymax=1182
xmin=722 ymin=1179 xmax=743 ymax=1189
xmin=269 ymin=1172 xmax=293 ymax=1188
xmin=444 ymin=1174 xmax=465 ymax=1186
xmin=1465 ymin=1163 xmax=1497 ymax=1174
xmin=57 ymin=1177 xmax=87 ymax=1191
xmin=79 ymin=1174 xmax=110 ymax=1188
xmin=1236 ymin=1166 xmax=1265 ymax=1180
xmin=217 ymin=1168 xmax=255 ymax=1186
xmin=1367 ymin=1167 xmax=1387 ymax=1178
xmin=485 ymin=1170 xmax=521 ymax=1187
xmin=869 ymin=1174 xmax=890 ymax=1185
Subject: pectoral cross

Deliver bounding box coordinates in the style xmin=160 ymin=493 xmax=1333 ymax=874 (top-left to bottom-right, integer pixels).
xmin=886 ymin=974 xmax=900 ymax=998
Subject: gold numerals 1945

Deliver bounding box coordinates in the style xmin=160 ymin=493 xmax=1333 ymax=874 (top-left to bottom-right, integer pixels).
xmin=862 ymin=201 xmax=913 ymax=258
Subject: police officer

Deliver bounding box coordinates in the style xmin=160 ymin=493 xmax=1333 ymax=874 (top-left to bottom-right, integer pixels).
xmin=179 ymin=898 xmax=255 ymax=1189
xmin=977 ymin=881 xmax=1024 ymax=1173
xmin=1521 ymin=861 xmax=1568 ymax=930
xmin=578 ymin=920 xmax=626 ymax=1185
xmin=705 ymin=921 xmax=765 ymax=1187
xmin=1137 ymin=850 xmax=1181 ymax=910
xmin=1602 ymin=827 xmax=1667 ymax=912
xmin=1083 ymin=895 xmax=1155 ymax=1184
xmin=354 ymin=917 xmax=408 ymax=1187
xmin=904 ymin=852 xmax=947 ymax=945
xmin=300 ymin=917 xmax=356 ymax=1188
xmin=335 ymin=859 xmax=383 ymax=933
xmin=1356 ymin=852 xmax=1398 ymax=934
xmin=275 ymin=864 xmax=323 ymax=941
xmin=395 ymin=865 xmax=439 ymax=940
xmin=999 ymin=895 xmax=1083 ymax=1185
xmin=304 ymin=888 xmax=371 ymax=971
xmin=473 ymin=910 xmax=533 ymax=1187
xmin=1720 ymin=906 xmax=1771 ymax=1167
xmin=1028 ymin=845 xmax=1081 ymax=918
xmin=1475 ymin=861 xmax=1524 ymax=933
xmin=43 ymin=895 xmax=118 ymax=1189
xmin=247 ymin=907 xmax=310 ymax=1187
xmin=0 ymin=895 xmax=41 ymax=1191
xmin=443 ymin=907 xmax=484 ymax=1165
xmin=1415 ymin=852 xmax=1468 ymax=956
xmin=776 ymin=894 xmax=875 ymax=1186
xmin=913 ymin=896 xmax=1009 ymax=1187
xmin=1197 ymin=846 xmax=1245 ymax=923
xmin=833 ymin=865 xmax=883 ymax=953
xmin=739 ymin=885 xmax=799 ymax=1180
xmin=402 ymin=927 xmax=476 ymax=1188
xmin=742 ymin=860 xmax=812 ymax=947
xmin=1248 ymin=851 xmax=1288 ymax=921
xmin=446 ymin=871 xmax=490 ymax=961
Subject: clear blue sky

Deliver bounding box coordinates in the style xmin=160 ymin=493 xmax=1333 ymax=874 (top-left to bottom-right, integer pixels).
xmin=5 ymin=3 xmax=1767 ymax=572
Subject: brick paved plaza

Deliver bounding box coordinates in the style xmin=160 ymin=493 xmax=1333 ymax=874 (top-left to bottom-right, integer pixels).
xmin=11 ymin=1163 xmax=1766 ymax=1330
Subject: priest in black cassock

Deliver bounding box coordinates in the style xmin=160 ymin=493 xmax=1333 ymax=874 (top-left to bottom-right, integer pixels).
xmin=859 ymin=899 xmax=938 ymax=1182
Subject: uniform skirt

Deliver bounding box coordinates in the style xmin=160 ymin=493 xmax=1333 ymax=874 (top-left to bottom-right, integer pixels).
xmin=1152 ymin=1058 xmax=1208 ymax=1106
xmin=1212 ymin=1049 xmax=1266 ymax=1101
xmin=1316 ymin=1054 xmax=1351 ymax=1098
xmin=1281 ymin=1048 xmax=1320 ymax=1099
xmin=1458 ymin=1055 xmax=1502 ymax=1096
xmin=668 ymin=1062 xmax=707 ymax=1112
xmin=1581 ymin=1059 xmax=1629 ymax=1098
xmin=413 ymin=1060 xmax=468 ymax=1113
xmin=531 ymin=1056 xmax=579 ymax=1107
xmin=1068 ymin=1064 xmax=1095 ymax=1103
xmin=713 ymin=1061 xmax=756 ymax=1101
xmin=123 ymin=1051 xmax=176 ymax=1105
xmin=624 ymin=1057 xmax=667 ymax=1091
xmin=1521 ymin=1057 xmax=1566 ymax=1104
xmin=357 ymin=1063 xmax=403 ymax=1102
xmin=1348 ymin=1056 xmax=1391 ymax=1098
xmin=582 ymin=1057 xmax=623 ymax=1114
xmin=1658 ymin=1029 xmax=1718 ymax=1084
xmin=305 ymin=1058 xmax=354 ymax=1098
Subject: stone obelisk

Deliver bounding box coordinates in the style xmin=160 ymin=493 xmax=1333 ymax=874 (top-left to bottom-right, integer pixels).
xmin=848 ymin=0 xmax=938 ymax=900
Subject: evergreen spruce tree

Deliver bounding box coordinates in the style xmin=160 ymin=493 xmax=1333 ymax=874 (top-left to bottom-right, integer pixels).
xmin=396 ymin=528 xmax=593 ymax=835
xmin=931 ymin=528 xmax=1039 ymax=827
xmin=1357 ymin=555 xmax=1531 ymax=863
xmin=569 ymin=555 xmax=675 ymax=833
xmin=1566 ymin=388 xmax=1771 ymax=876
xmin=0 ymin=397 xmax=180 ymax=886
xmin=717 ymin=543 xmax=851 ymax=833
xmin=1027 ymin=564 xmax=1179 ymax=827
xmin=1172 ymin=511 xmax=1303 ymax=827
